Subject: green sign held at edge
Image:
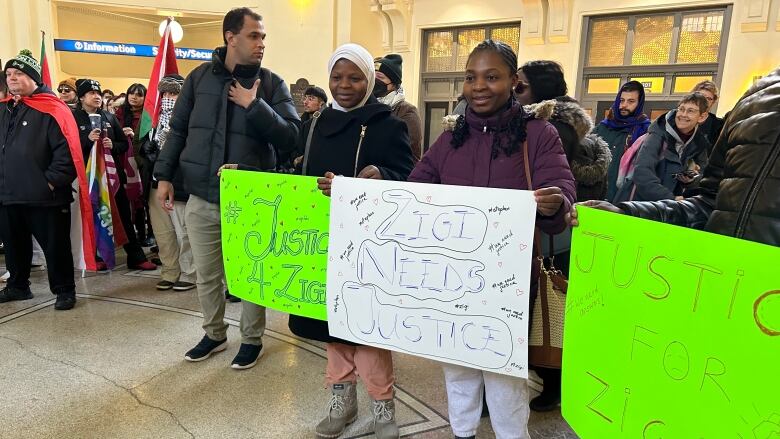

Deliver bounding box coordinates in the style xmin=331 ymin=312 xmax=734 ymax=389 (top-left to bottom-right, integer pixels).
xmin=563 ymin=207 xmax=780 ymax=439
xmin=220 ymin=170 xmax=330 ymax=320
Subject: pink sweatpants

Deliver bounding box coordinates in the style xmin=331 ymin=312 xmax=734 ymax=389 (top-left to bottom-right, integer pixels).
xmin=326 ymin=342 xmax=395 ymax=400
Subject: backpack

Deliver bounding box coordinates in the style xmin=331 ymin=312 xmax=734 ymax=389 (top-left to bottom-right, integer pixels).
xmin=612 ymin=133 xmax=666 ymax=203
xmin=614 ymin=133 xmax=648 ymax=193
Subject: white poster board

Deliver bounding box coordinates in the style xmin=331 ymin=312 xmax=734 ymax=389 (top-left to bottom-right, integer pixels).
xmin=327 ymin=177 xmax=537 ymax=377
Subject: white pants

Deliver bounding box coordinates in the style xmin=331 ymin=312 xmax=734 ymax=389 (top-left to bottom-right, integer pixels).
xmin=443 ymin=364 xmax=530 ymax=439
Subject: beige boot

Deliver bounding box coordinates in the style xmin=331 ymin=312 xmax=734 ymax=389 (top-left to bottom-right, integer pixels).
xmin=372 ymin=398 xmax=399 ymax=439
xmin=315 ymin=382 xmax=358 ymax=438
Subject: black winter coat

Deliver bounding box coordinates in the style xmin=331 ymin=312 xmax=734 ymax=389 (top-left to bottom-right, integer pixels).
xmin=0 ymin=87 xmax=76 ymax=206
xmin=618 ymin=67 xmax=780 ymax=247
xmin=288 ymin=99 xmax=415 ymax=344
xmin=154 ymin=47 xmax=300 ymax=203
xmin=700 ymin=112 xmax=725 ymax=155
xmin=295 ymin=100 xmax=414 ymax=181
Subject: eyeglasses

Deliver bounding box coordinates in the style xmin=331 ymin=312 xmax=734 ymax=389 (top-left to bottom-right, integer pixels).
xmin=677 ymin=106 xmax=702 ymax=116
xmin=58 ymin=87 xmax=73 ymax=93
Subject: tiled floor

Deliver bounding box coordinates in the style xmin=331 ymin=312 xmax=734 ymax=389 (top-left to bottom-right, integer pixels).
xmin=0 ymin=258 xmax=578 ymax=438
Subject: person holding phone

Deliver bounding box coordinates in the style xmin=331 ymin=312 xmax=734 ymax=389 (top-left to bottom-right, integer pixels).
xmin=615 ymin=92 xmax=710 ymax=202
xmin=72 ymin=78 xmax=156 ymax=271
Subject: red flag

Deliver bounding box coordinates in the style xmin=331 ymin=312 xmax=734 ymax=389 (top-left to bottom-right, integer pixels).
xmin=138 ymin=19 xmax=179 ymax=140
xmin=40 ymin=31 xmax=53 ymax=88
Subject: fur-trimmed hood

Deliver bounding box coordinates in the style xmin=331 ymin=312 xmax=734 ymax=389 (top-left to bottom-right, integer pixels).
xmin=524 ymin=99 xmax=593 ymax=141
xmin=571 ymin=133 xmax=611 ymax=185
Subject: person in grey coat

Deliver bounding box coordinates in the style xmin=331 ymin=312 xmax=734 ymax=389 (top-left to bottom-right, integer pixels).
xmin=615 ymin=92 xmax=710 ymax=203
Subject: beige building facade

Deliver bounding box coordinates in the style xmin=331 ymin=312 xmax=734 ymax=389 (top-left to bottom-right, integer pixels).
xmin=2 ymin=0 xmax=778 ymax=148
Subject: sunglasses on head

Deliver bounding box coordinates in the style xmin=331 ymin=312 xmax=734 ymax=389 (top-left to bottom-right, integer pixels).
xmin=58 ymin=87 xmax=73 ymax=93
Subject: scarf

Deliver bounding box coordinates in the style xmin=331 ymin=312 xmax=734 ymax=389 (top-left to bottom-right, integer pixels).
xmin=378 ymin=86 xmax=406 ymax=109
xmin=327 ymin=43 xmax=375 ymax=112
xmin=154 ymin=96 xmax=176 ymax=146
xmin=1 ymin=92 xmax=97 ymax=271
xmin=599 ymin=81 xmax=650 ymax=143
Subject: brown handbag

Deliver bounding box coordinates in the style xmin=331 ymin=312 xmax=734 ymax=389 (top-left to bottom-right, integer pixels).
xmin=521 ymin=141 xmax=568 ymax=369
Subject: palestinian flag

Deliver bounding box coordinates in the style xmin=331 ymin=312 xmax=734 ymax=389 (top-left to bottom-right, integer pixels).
xmin=138 ymin=19 xmax=179 ymax=140
xmin=40 ymin=31 xmax=53 ymax=88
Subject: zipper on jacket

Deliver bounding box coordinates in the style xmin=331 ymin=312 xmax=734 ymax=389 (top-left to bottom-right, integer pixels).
xmin=353 ymin=125 xmax=367 ymax=177
xmin=735 ymin=131 xmax=780 ymax=238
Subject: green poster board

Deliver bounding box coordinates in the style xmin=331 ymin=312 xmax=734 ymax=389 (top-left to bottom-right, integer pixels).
xmin=563 ymin=207 xmax=780 ymax=438
xmin=220 ymin=170 xmax=330 ymax=320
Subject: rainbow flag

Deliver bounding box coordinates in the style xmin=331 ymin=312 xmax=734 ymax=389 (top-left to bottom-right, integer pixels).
xmin=138 ymin=19 xmax=178 ymax=140
xmin=86 ymin=139 xmax=122 ymax=268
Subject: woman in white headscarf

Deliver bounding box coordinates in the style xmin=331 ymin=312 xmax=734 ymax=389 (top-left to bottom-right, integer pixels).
xmin=286 ymin=43 xmax=414 ymax=439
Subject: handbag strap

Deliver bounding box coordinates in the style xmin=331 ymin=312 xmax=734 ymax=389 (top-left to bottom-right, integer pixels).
xmin=521 ymin=141 xmax=545 ymax=261
xmin=523 ymin=138 xmax=558 ymax=268
xmin=301 ymin=111 xmax=321 ymax=175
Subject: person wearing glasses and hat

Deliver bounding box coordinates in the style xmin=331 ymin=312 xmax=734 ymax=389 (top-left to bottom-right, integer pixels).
xmin=57 ymin=77 xmax=78 ymax=109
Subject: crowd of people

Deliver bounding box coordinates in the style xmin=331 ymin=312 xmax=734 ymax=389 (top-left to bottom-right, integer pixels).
xmin=0 ymin=6 xmax=777 ymax=439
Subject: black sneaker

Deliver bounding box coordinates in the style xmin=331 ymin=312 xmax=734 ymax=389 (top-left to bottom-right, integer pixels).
xmin=231 ymin=343 xmax=264 ymax=370
xmin=184 ymin=335 xmax=227 ymax=362
xmin=529 ymin=390 xmax=561 ymax=412
xmin=172 ymin=281 xmax=195 ymax=291
xmin=54 ymin=292 xmax=76 ymax=310
xmin=0 ymin=286 xmax=34 ymax=303
xmin=225 ymin=290 xmax=241 ymax=303
xmin=156 ymin=280 xmax=175 ymax=290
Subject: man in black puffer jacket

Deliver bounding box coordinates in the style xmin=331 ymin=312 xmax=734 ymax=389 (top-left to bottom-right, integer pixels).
xmin=0 ymin=52 xmax=78 ymax=310
xmin=569 ymin=66 xmax=780 ymax=248
xmin=154 ymin=8 xmax=300 ymax=369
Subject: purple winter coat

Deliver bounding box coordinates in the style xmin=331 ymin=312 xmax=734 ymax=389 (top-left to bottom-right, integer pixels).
xmin=408 ymin=103 xmax=576 ymax=289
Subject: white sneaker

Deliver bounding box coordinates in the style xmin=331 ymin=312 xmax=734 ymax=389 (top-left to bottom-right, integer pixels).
xmin=1 ymin=271 xmax=9 ymax=282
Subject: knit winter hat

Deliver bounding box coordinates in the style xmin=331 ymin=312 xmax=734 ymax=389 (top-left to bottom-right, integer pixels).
xmin=158 ymin=74 xmax=184 ymax=95
xmin=304 ymin=86 xmax=327 ymax=103
xmin=58 ymin=77 xmax=77 ymax=91
xmin=4 ymin=50 xmax=42 ymax=85
xmin=76 ymin=78 xmax=102 ymax=98
xmin=374 ymin=54 xmax=403 ymax=85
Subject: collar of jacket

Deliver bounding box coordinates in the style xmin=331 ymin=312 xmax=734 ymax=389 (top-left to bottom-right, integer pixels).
xmin=465 ymin=99 xmax=524 ymax=133
xmin=318 ymin=97 xmax=391 ymax=137
xmin=210 ymin=46 xmax=260 ymax=79
xmin=653 ymin=110 xmax=699 ymax=152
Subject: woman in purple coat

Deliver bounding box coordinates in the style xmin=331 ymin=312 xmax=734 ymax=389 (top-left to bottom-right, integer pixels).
xmin=408 ymin=40 xmax=576 ymax=439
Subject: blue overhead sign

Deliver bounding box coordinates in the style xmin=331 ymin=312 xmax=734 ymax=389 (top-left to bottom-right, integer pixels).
xmin=53 ymin=39 xmax=212 ymax=61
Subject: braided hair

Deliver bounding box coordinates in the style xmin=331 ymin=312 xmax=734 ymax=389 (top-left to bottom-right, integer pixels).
xmin=451 ymin=39 xmax=528 ymax=158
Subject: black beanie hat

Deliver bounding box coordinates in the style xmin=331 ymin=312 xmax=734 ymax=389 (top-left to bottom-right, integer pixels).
xmin=374 ymin=54 xmax=403 ymax=85
xmin=76 ymin=79 xmax=102 ymax=98
xmin=304 ymin=86 xmax=327 ymax=103
xmin=4 ymin=51 xmax=42 ymax=86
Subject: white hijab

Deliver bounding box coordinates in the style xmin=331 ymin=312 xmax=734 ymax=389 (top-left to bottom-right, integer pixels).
xmin=327 ymin=43 xmax=375 ymax=112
